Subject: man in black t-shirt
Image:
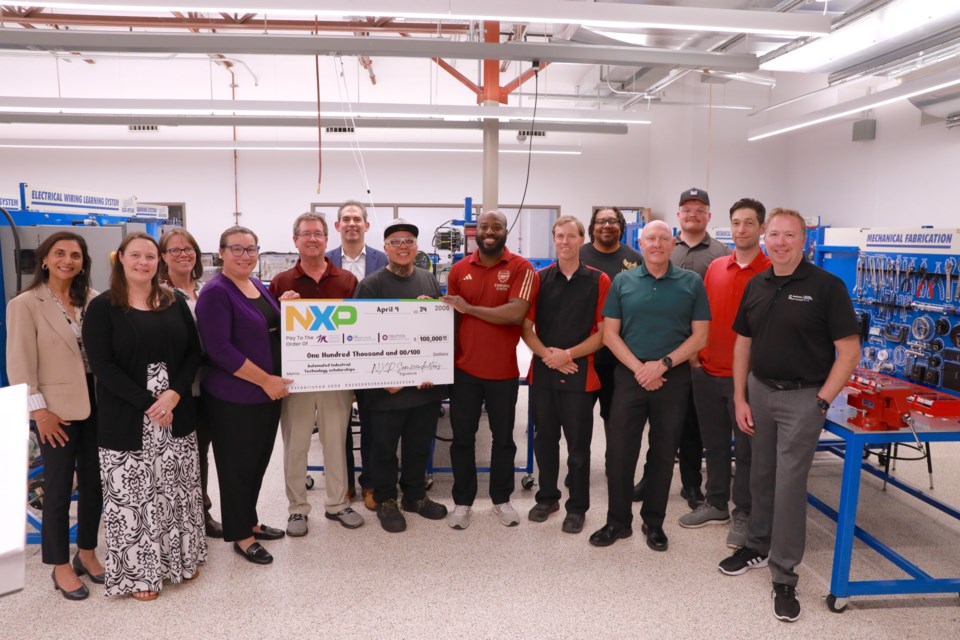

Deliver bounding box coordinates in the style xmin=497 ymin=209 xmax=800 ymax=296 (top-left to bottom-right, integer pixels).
xmin=578 ymin=207 xmax=642 ymax=426
xmin=353 ymin=219 xmax=449 ymax=533
xmin=717 ymin=209 xmax=860 ymax=623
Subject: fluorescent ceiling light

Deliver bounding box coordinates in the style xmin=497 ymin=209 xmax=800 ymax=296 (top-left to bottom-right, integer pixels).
xmin=0 ymin=97 xmax=652 ymax=125
xmin=702 ymin=70 xmax=777 ymax=88
xmin=762 ymin=0 xmax=960 ymax=72
xmin=9 ymin=0 xmax=831 ymax=37
xmin=747 ymin=66 xmax=960 ymax=141
xmin=0 ymin=139 xmax=581 ymax=154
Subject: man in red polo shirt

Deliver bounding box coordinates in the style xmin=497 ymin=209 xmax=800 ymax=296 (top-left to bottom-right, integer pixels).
xmin=269 ymin=212 xmax=364 ymax=536
xmin=679 ymin=198 xmax=770 ymax=549
xmin=441 ymin=210 xmax=537 ymax=530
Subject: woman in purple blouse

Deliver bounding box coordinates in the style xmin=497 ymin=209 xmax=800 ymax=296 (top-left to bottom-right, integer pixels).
xmin=195 ymin=226 xmax=292 ymax=566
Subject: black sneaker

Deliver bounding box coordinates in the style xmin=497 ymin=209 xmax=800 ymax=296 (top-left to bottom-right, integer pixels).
xmin=377 ymin=499 xmax=407 ymax=533
xmin=401 ymin=496 xmax=448 ymax=520
xmin=561 ymin=513 xmax=585 ymax=534
xmin=772 ymin=583 xmax=801 ymax=622
xmin=718 ymin=546 xmax=769 ymax=576
xmin=528 ymin=501 xmax=560 ymax=522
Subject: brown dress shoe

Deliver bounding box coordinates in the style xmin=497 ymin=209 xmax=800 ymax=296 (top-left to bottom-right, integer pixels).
xmin=362 ymin=488 xmax=377 ymax=511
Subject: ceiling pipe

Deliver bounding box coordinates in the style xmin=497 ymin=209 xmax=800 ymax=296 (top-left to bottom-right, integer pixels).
xmin=0 ymin=29 xmax=762 ymax=71
xmin=0 ymin=10 xmax=471 ymax=34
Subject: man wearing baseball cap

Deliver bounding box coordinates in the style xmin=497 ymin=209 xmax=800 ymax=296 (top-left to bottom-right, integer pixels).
xmin=634 ymin=188 xmax=730 ymax=511
xmin=354 ymin=218 xmax=449 ymax=533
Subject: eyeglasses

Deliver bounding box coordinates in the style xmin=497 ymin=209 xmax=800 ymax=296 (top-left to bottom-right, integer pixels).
xmin=594 ymin=218 xmax=621 ymax=227
xmin=386 ymin=237 xmax=417 ymax=247
xmin=164 ymin=247 xmax=196 ymax=257
xmin=296 ymin=232 xmax=326 ymax=240
xmin=679 ymin=208 xmax=709 ymax=217
xmin=224 ymin=245 xmax=260 ymax=257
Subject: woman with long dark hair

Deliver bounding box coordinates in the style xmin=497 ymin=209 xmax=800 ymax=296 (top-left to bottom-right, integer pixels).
xmin=82 ymin=232 xmax=205 ymax=601
xmin=7 ymin=231 xmax=104 ymax=600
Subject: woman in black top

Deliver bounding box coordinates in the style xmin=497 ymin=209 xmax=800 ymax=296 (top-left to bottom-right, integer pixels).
xmin=82 ymin=232 xmax=205 ymax=601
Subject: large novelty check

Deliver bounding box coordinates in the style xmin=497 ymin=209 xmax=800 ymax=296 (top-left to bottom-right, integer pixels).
xmin=281 ymin=299 xmax=455 ymax=392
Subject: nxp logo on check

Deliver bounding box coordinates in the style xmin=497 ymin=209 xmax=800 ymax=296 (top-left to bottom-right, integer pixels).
xmin=286 ymin=304 xmax=357 ymax=331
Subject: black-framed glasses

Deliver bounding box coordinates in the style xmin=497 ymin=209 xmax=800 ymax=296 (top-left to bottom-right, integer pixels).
xmin=296 ymin=232 xmax=326 ymax=240
xmin=164 ymin=247 xmax=196 ymax=257
xmin=594 ymin=218 xmax=621 ymax=227
xmin=385 ymin=237 xmax=417 ymax=247
xmin=224 ymin=244 xmax=260 ymax=257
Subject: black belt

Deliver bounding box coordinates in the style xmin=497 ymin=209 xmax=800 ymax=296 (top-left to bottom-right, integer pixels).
xmin=755 ymin=376 xmax=823 ymax=391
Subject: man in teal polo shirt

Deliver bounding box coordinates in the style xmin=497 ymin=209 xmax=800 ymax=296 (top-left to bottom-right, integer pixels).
xmin=588 ymin=220 xmax=710 ymax=552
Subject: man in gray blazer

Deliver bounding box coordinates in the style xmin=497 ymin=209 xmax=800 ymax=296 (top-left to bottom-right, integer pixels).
xmin=325 ymin=200 xmax=389 ymax=510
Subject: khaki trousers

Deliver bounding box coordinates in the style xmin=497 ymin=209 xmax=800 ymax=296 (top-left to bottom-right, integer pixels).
xmin=280 ymin=389 xmax=354 ymax=515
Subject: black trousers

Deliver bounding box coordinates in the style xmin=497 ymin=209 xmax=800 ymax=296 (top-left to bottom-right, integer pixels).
xmin=640 ymin=385 xmax=703 ymax=490
xmin=345 ymin=395 xmax=373 ymax=492
xmin=593 ymin=360 xmax=617 ymax=423
xmin=206 ymin=395 xmax=281 ymax=542
xmin=369 ymin=401 xmax=441 ymax=503
xmin=532 ymin=386 xmax=594 ymax=515
xmin=450 ymin=368 xmax=519 ymax=506
xmin=195 ymin=393 xmax=216 ymax=516
xmin=691 ymin=367 xmax=752 ymax=514
xmin=40 ymin=374 xmax=102 ymax=565
xmin=605 ymin=363 xmax=691 ymax=529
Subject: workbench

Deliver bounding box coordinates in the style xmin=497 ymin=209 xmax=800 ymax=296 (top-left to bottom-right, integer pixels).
xmin=810 ymin=398 xmax=960 ymax=612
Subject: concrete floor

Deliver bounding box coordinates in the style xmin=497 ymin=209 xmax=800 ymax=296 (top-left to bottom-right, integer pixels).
xmin=6 ymin=397 xmax=960 ymax=640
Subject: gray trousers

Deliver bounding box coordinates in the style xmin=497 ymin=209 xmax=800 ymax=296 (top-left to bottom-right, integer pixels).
xmin=745 ymin=374 xmax=823 ymax=587
xmin=691 ymin=367 xmax=751 ymax=515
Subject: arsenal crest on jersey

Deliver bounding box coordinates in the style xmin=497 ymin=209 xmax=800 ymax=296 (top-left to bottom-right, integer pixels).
xmin=497 ymin=270 xmax=510 ymax=283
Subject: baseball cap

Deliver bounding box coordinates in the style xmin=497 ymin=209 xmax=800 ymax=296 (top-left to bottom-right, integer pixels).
xmin=679 ymin=188 xmax=710 ymax=206
xmin=384 ymin=218 xmax=419 ymax=238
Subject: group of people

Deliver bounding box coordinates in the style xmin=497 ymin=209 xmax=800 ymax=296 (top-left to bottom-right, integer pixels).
xmin=516 ymin=190 xmax=858 ymax=623
xmin=9 ymin=191 xmax=860 ymax=622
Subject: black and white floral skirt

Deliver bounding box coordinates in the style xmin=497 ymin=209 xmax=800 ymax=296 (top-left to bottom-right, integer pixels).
xmin=98 ymin=362 xmax=208 ymax=596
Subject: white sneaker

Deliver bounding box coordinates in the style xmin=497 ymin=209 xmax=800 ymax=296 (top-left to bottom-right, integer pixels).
xmin=448 ymin=505 xmax=472 ymax=530
xmin=493 ymin=502 xmax=520 ymax=527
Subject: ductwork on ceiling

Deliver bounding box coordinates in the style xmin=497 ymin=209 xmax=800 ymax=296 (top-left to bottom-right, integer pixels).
xmin=910 ymin=86 xmax=960 ymax=125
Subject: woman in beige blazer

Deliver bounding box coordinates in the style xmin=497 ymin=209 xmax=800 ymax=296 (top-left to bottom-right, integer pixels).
xmin=6 ymin=231 xmax=104 ymax=601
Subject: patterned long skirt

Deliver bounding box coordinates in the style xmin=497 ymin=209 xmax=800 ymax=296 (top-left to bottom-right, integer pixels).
xmin=98 ymin=362 xmax=208 ymax=596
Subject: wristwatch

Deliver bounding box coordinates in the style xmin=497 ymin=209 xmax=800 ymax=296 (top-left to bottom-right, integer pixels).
xmin=660 ymin=356 xmax=673 ymax=370
xmin=816 ymin=396 xmax=830 ymax=415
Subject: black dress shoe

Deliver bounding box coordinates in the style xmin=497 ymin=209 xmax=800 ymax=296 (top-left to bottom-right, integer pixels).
xmin=205 ymin=514 xmax=224 ymax=539
xmin=641 ymin=523 xmax=669 ymax=552
xmin=233 ymin=542 xmax=273 ymax=565
xmin=680 ymin=486 xmax=705 ymax=510
xmin=252 ymin=524 xmax=285 ymax=541
xmin=52 ymin=569 xmax=89 ymax=600
xmin=72 ymin=552 xmax=105 ymax=585
xmin=632 ymin=478 xmax=647 ymax=503
xmin=588 ymin=524 xmax=633 ymax=547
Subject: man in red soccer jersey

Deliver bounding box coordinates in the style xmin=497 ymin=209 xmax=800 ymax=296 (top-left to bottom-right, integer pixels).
xmin=441 ymin=210 xmax=537 ymax=530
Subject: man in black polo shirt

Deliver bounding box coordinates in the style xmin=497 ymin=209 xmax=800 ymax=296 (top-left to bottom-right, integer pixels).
xmin=718 ymin=209 xmax=860 ymax=623
xmin=522 ymin=216 xmax=610 ymax=534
